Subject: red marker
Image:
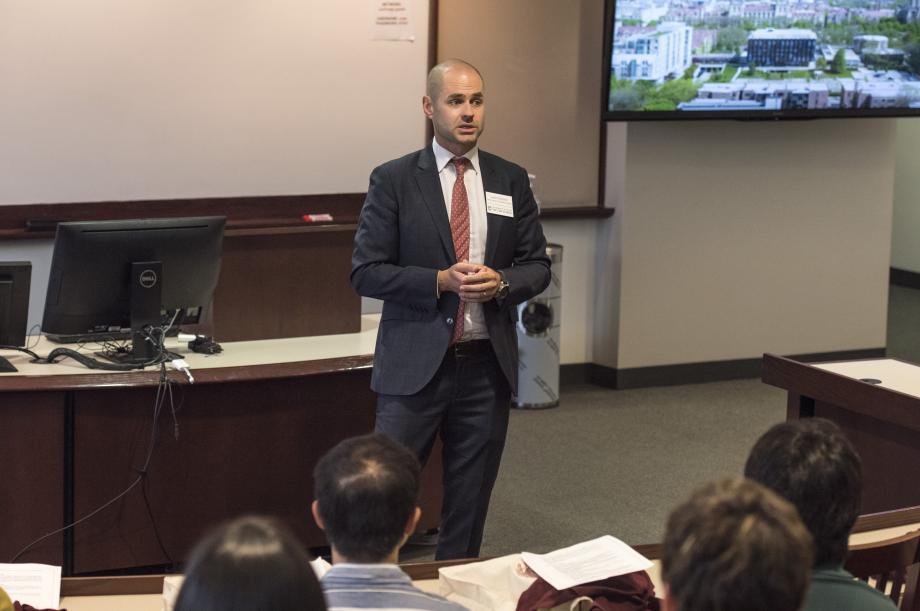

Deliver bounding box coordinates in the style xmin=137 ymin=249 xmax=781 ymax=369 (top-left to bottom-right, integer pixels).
xmin=302 ymin=213 xmax=334 ymax=223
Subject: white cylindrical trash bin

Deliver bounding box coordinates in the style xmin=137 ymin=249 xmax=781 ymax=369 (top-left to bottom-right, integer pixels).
xmin=512 ymin=243 xmax=562 ymax=409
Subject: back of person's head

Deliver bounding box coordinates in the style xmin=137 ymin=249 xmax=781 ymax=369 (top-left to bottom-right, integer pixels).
xmin=744 ymin=417 xmax=861 ymax=567
xmin=174 ymin=515 xmax=326 ymax=611
xmin=312 ymin=433 xmax=421 ymax=563
xmin=662 ymin=477 xmax=813 ymax=611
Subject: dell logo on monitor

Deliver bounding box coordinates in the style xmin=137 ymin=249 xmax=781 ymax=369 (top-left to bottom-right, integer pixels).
xmin=139 ymin=269 xmax=158 ymax=288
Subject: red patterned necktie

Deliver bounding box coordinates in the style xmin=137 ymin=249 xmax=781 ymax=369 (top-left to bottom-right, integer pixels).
xmin=449 ymin=157 xmax=470 ymax=345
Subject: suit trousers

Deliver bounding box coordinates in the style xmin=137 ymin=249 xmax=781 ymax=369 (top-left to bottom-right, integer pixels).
xmin=375 ymin=341 xmax=511 ymax=560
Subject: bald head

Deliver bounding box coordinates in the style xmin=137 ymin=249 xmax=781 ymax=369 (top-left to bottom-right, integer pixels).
xmin=423 ymin=59 xmax=486 ymax=155
xmin=427 ymin=59 xmax=484 ymax=99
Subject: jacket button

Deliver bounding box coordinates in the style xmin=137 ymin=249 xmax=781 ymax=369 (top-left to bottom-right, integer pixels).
xmin=446 ymin=317 xmax=454 ymax=325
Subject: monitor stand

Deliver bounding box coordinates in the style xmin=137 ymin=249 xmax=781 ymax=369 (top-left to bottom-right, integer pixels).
xmin=0 ymin=356 xmax=16 ymax=372
xmin=97 ymin=261 xmax=164 ymax=366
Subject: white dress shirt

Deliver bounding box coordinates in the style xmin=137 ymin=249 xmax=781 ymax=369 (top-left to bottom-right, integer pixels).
xmin=432 ymin=138 xmax=488 ymax=341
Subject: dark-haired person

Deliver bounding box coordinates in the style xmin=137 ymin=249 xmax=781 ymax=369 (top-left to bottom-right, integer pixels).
xmin=351 ymin=58 xmax=551 ymax=560
xmin=744 ymin=418 xmax=898 ymax=611
xmin=312 ymin=434 xmax=467 ymax=611
xmin=174 ymin=515 xmax=327 ymax=611
xmin=661 ymin=477 xmax=813 ymax=611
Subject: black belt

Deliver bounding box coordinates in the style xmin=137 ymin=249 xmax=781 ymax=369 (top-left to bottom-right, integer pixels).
xmin=447 ymin=339 xmax=493 ymax=358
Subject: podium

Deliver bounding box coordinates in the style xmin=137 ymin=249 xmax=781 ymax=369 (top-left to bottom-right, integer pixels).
xmin=762 ymin=354 xmax=920 ymax=514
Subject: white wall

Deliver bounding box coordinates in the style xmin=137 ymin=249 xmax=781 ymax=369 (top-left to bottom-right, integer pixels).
xmin=0 ymin=0 xmax=429 ymax=205
xmin=595 ymin=120 xmax=895 ymax=370
xmin=541 ymin=219 xmax=598 ymax=364
xmin=0 ymin=0 xmax=431 ymax=330
xmin=892 ymin=119 xmax=920 ymax=273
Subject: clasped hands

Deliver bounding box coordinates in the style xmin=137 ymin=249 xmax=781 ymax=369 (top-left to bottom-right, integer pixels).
xmin=438 ymin=261 xmax=500 ymax=303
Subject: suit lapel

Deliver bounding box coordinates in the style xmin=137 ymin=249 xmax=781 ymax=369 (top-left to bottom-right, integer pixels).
xmin=415 ymin=147 xmax=456 ymax=262
xmin=480 ymin=153 xmax=509 ymax=267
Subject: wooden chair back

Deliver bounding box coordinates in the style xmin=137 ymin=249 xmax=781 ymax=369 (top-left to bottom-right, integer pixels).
xmin=845 ymin=529 xmax=920 ymax=611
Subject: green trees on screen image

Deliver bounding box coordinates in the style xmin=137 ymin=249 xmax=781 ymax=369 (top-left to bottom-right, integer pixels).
xmin=831 ymin=48 xmax=848 ymax=74
xmin=863 ymin=52 xmax=907 ymax=71
xmin=857 ymin=18 xmax=920 ymax=45
xmin=822 ymin=18 xmax=920 ymax=50
xmin=609 ymin=76 xmax=701 ymax=111
xmin=708 ymin=67 xmax=734 ymax=83
xmin=715 ymin=26 xmax=749 ymax=52
xmin=907 ymin=44 xmax=920 ymax=75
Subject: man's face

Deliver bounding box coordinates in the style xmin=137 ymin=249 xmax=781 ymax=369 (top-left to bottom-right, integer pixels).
xmin=423 ymin=66 xmax=485 ymax=156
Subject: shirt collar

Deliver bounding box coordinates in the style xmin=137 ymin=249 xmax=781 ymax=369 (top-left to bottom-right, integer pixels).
xmin=325 ymin=563 xmax=411 ymax=581
xmin=432 ymin=138 xmax=480 ymax=176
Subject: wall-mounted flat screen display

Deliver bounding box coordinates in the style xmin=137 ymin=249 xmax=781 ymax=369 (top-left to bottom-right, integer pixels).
xmin=602 ymin=0 xmax=920 ymax=119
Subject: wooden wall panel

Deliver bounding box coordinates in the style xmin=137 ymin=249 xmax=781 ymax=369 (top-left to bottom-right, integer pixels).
xmin=213 ymin=226 xmax=360 ymax=341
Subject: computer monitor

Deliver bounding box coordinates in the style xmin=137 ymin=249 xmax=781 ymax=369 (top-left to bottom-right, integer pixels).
xmin=42 ymin=216 xmax=225 ymax=365
xmin=0 ymin=262 xmax=31 ymax=372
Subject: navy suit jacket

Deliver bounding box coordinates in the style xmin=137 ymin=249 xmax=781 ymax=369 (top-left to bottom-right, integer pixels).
xmin=351 ymin=146 xmax=551 ymax=396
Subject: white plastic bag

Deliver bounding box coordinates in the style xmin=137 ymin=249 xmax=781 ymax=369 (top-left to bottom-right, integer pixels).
xmin=438 ymin=554 xmax=537 ymax=611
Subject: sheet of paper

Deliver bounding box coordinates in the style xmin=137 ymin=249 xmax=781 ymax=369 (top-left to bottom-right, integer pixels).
xmin=0 ymin=563 xmax=62 ymax=608
xmin=369 ymin=0 xmax=416 ymax=41
xmin=521 ymin=535 xmax=652 ymax=591
xmin=310 ymin=556 xmax=332 ymax=579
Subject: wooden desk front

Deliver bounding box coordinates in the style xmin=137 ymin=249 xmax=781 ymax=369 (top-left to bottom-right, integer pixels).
xmin=0 ymin=319 xmax=443 ymax=575
xmin=763 ymin=354 xmax=920 ymax=514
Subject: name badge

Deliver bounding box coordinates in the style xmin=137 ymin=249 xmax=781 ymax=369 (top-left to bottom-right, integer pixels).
xmin=486 ymin=192 xmax=514 ymax=218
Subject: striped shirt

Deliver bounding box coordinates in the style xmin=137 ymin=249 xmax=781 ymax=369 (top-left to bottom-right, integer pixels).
xmin=321 ymin=564 xmax=468 ymax=611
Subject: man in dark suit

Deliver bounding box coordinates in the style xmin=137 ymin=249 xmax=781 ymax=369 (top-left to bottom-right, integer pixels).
xmin=351 ymin=59 xmax=551 ymax=560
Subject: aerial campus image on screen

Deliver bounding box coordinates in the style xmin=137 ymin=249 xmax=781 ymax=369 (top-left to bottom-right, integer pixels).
xmin=608 ymin=0 xmax=920 ymax=112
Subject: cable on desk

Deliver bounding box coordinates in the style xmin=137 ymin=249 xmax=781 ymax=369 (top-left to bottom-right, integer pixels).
xmin=0 ymin=325 xmax=44 ymax=360
xmin=18 ymin=310 xmax=185 ymax=371
xmin=0 ymin=345 xmax=41 ymax=361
